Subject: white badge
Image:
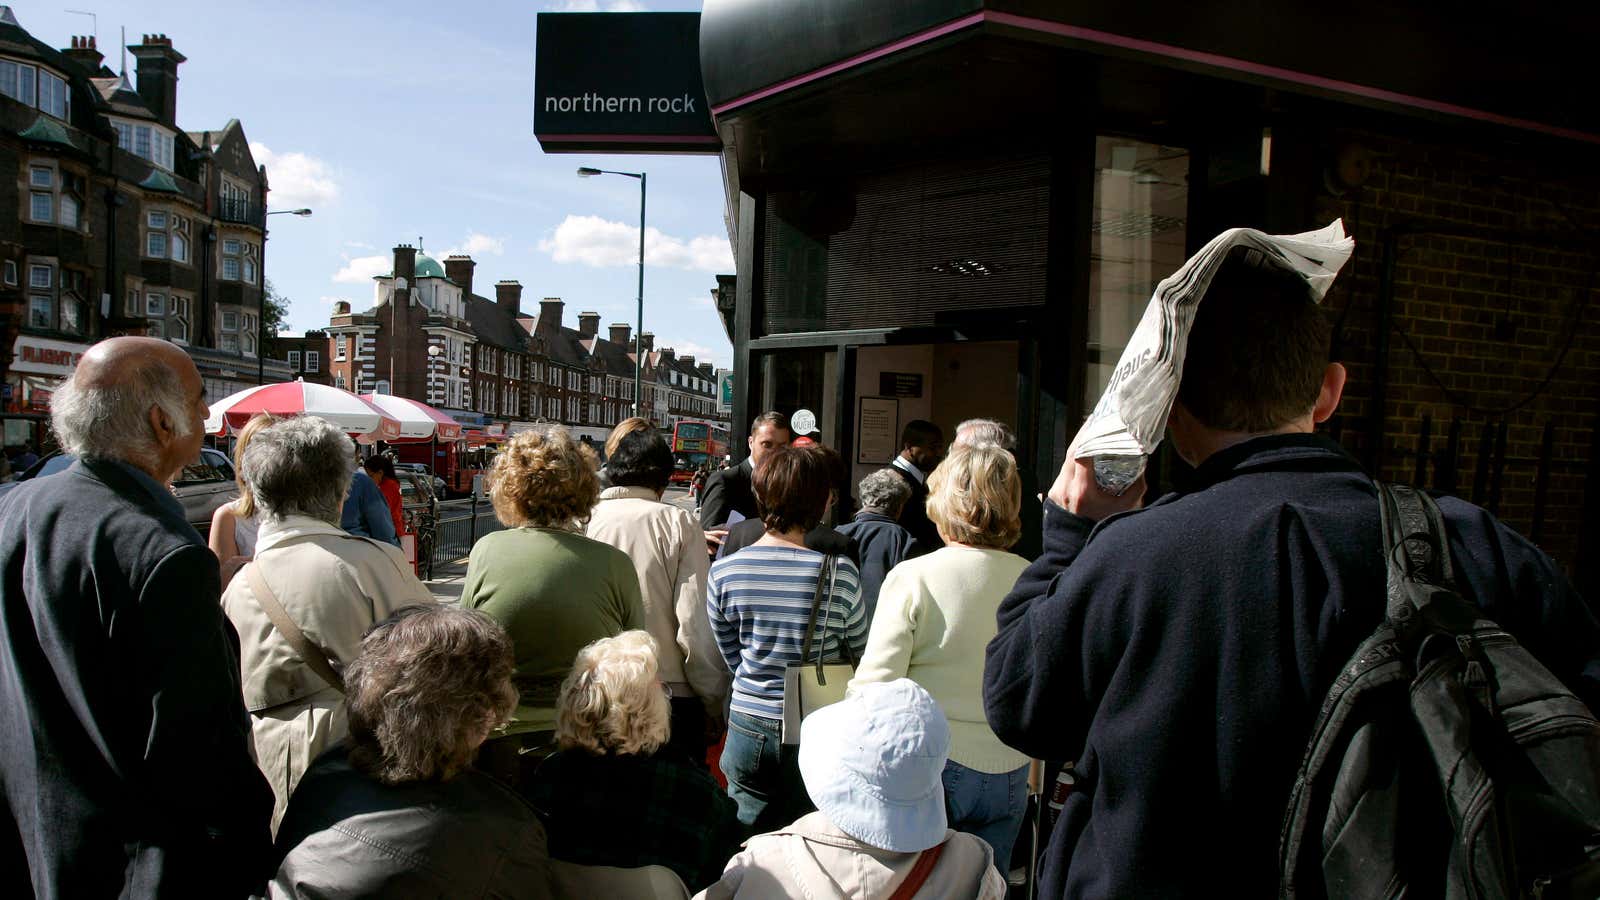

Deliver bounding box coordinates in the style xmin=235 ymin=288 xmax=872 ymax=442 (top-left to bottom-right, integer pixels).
xmin=790 ymin=408 xmax=817 ymax=436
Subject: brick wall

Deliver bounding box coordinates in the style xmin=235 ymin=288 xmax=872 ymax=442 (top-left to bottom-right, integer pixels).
xmin=1316 ymin=130 xmax=1600 ymax=571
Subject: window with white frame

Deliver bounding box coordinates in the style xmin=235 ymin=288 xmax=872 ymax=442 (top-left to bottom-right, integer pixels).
xmin=220 ymin=332 xmax=240 ymax=352
xmin=145 ymin=290 xmax=165 ymax=318
xmin=220 ymin=309 xmax=239 ymax=332
xmin=144 ymin=210 xmax=190 ymax=262
xmin=242 ymin=313 xmax=256 ymax=354
xmin=221 ymin=237 xmax=242 ymax=280
xmin=335 ymin=372 xmax=347 ymax=389
xmin=305 ymin=350 xmax=320 ymax=372
xmin=335 ymin=334 xmax=347 ymax=361
xmin=288 ymin=350 xmax=302 ymax=369
xmin=2 ymin=261 xmax=15 ymax=286
xmin=0 ymin=60 xmax=69 ymax=121
xmin=109 ymin=117 xmax=175 ymax=170
xmin=374 ymin=380 xmax=390 ymax=395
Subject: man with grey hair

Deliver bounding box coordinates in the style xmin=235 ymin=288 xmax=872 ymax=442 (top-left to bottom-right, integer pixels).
xmin=836 ymin=468 xmax=926 ymax=620
xmin=0 ymin=336 xmax=273 ymax=898
xmin=954 ymin=417 xmax=1043 ymax=561
xmin=221 ymin=415 xmax=435 ymax=833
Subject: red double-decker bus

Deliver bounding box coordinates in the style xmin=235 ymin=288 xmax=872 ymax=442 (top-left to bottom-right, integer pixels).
xmin=669 ymin=420 xmax=730 ymax=485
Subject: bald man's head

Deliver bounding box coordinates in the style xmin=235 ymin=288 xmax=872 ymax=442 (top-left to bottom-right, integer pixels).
xmin=51 ymin=337 xmax=207 ymax=483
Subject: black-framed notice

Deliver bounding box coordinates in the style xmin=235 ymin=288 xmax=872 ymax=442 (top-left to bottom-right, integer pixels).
xmin=857 ymin=396 xmax=899 ymax=465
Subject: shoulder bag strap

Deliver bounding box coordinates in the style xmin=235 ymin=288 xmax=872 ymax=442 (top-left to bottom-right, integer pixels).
xmin=798 ymin=553 xmax=836 ymax=667
xmin=888 ymin=840 xmax=947 ymax=900
xmin=1376 ymin=482 xmax=1460 ymax=625
xmin=244 ymin=561 xmax=346 ymax=694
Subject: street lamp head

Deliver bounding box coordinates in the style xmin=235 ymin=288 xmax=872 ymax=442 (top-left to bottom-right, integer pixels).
xmin=427 ymin=345 xmax=443 ymax=357
xmin=291 ymin=208 xmax=313 ymax=216
xmin=576 ymin=167 xmax=603 ymax=178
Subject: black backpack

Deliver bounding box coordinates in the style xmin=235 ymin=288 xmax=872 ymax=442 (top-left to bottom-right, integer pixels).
xmin=1280 ymin=483 xmax=1600 ymax=899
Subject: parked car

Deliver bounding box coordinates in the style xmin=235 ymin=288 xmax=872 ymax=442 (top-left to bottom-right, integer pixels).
xmin=0 ymin=449 xmax=240 ymax=539
xmin=394 ymin=461 xmax=447 ymax=498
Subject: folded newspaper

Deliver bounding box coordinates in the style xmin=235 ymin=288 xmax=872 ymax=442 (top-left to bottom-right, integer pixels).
xmin=1075 ymin=220 xmax=1355 ymax=494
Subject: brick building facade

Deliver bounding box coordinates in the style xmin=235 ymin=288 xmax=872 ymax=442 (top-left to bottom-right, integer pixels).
xmin=0 ymin=10 xmax=287 ymax=435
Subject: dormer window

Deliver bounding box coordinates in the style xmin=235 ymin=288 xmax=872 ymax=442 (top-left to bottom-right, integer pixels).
xmin=110 ymin=117 xmax=176 ymax=171
xmin=0 ymin=59 xmax=70 ymax=120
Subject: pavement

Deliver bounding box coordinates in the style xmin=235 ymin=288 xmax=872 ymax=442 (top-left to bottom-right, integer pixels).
xmin=424 ymin=485 xmax=697 ymax=603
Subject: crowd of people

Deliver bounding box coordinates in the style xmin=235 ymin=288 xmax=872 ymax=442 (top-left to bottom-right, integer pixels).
xmin=1 ymin=246 xmax=1596 ymax=900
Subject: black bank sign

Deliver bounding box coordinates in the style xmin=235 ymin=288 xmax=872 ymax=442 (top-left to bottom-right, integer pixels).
xmin=535 ymin=12 xmax=719 ymax=154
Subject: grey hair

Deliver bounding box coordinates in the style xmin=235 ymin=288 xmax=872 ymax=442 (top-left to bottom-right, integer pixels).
xmin=50 ymin=356 xmax=193 ymax=463
xmin=240 ymin=415 xmax=354 ymax=524
xmin=955 ymin=418 xmax=1016 ymax=451
xmin=858 ymin=468 xmax=912 ymax=516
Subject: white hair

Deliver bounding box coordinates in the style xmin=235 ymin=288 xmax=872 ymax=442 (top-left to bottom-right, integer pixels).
xmin=50 ymin=358 xmax=192 ymax=464
xmin=858 ymin=468 xmax=912 ymax=516
xmin=556 ymin=630 xmax=670 ymax=757
xmin=241 ymin=415 xmax=354 ymax=524
xmin=955 ymin=418 xmax=1016 ymax=451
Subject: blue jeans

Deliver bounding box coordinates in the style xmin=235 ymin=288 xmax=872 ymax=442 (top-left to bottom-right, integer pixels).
xmin=942 ymin=760 xmax=1028 ymax=874
xmin=720 ymin=711 xmax=813 ymax=833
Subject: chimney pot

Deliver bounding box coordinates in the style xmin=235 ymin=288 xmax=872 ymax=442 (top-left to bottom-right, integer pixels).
xmin=495 ymin=280 xmax=523 ymax=318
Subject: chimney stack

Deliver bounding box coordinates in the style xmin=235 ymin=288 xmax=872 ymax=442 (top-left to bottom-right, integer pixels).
xmin=444 ymin=255 xmax=475 ymax=298
xmin=577 ymin=311 xmax=600 ymax=338
xmin=680 ymin=355 xmax=696 ymax=369
xmin=639 ymin=333 xmax=655 ymax=353
xmin=63 ymin=35 xmax=103 ymax=75
xmin=698 ymin=362 xmax=714 ymax=379
xmin=609 ymin=323 xmax=632 ymax=346
xmin=392 ymin=244 xmax=417 ymax=286
xmin=494 ymin=280 xmax=523 ymax=318
xmin=128 ymin=34 xmax=185 ymax=125
xmin=537 ymin=297 xmax=564 ymax=337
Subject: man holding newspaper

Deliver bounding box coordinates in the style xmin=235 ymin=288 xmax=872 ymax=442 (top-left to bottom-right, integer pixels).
xmin=982 ymin=223 xmax=1600 ymax=897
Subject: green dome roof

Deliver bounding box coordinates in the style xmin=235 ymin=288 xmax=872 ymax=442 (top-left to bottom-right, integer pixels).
xmin=413 ymin=252 xmax=447 ymax=279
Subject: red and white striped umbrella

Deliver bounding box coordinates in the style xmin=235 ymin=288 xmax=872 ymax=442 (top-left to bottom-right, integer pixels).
xmin=360 ymin=393 xmax=464 ymax=441
xmin=204 ymin=380 xmax=402 ymax=441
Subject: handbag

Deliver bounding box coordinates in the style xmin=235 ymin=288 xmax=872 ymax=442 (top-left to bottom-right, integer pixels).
xmin=781 ymin=554 xmax=856 ymax=744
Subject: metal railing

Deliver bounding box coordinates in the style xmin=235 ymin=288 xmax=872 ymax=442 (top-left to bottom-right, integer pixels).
xmin=217 ymin=195 xmax=262 ymax=226
xmin=432 ymin=497 xmax=504 ymax=570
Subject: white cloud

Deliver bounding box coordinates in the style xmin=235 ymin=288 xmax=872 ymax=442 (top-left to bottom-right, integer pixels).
xmin=332 ymin=254 xmax=389 ymax=284
xmin=442 ymin=232 xmax=506 ymax=258
xmin=251 ymin=142 xmax=339 ymax=211
xmin=547 ymin=0 xmax=646 ymax=10
xmin=659 ymin=338 xmax=729 ymax=368
xmin=539 ymin=215 xmax=734 ymax=273
xmin=343 ymin=240 xmax=374 ymax=251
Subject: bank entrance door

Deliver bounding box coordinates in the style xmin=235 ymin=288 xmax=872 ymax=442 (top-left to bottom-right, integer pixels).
xmin=747 ymin=336 xmax=1027 ymax=507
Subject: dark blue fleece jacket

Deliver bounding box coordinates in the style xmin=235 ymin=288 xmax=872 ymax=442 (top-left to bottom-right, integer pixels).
xmin=983 ymin=434 xmax=1600 ymax=899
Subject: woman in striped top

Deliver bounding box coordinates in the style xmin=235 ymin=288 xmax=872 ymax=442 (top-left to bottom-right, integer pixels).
xmin=707 ymin=444 xmax=867 ymax=832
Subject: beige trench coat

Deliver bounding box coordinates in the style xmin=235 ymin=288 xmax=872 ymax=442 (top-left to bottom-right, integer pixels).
xmin=695 ymin=812 xmax=1008 ymax=900
xmin=221 ymin=514 xmax=435 ymax=832
xmin=586 ymin=486 xmax=729 ymax=717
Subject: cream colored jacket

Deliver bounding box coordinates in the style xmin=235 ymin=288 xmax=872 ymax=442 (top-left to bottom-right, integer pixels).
xmin=695 ymin=812 xmax=1007 ymax=900
xmin=586 ymin=486 xmax=729 ymax=717
xmin=221 ymin=514 xmax=434 ymax=831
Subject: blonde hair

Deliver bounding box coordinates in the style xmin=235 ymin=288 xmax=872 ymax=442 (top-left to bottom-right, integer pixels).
xmin=926 ymin=442 xmax=1021 ymax=549
xmin=231 ymin=413 xmax=278 ymax=518
xmin=556 ymin=630 xmax=670 ymax=757
xmin=486 ymin=427 xmax=600 ymax=529
xmin=604 ymin=416 xmax=652 ymax=459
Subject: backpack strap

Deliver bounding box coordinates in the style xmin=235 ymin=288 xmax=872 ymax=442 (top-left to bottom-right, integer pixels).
xmin=243 ymin=560 xmax=346 ymax=695
xmin=1376 ymin=483 xmax=1459 ymax=626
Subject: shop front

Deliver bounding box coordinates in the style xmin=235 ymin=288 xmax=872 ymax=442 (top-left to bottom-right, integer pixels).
xmin=4 ymin=334 xmax=88 ymax=451
xmin=536 ymin=4 xmax=1599 ymax=571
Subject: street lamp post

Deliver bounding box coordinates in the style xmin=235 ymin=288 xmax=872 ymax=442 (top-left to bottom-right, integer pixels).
xmin=257 ymin=207 xmax=313 ymax=384
xmin=427 ymin=343 xmax=443 ymax=477
xmin=576 ymin=167 xmax=645 ymax=419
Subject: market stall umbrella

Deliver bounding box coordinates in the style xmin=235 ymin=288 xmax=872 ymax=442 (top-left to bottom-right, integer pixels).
xmin=204 ymin=380 xmax=402 ymax=441
xmin=360 ymin=393 xmax=464 ymax=441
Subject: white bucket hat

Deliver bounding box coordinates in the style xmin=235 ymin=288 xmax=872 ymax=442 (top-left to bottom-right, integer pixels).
xmin=797 ymin=678 xmax=951 ymax=853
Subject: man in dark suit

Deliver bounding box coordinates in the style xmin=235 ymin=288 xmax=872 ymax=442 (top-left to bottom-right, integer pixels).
xmin=0 ymin=337 xmax=273 ymax=898
xmin=888 ymin=419 xmax=946 ymax=549
xmin=699 ymin=410 xmax=790 ymax=530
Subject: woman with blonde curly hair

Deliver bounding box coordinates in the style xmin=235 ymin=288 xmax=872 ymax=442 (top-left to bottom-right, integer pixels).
xmin=462 ymin=427 xmax=645 ymax=789
xmin=849 ymin=441 xmax=1032 ymax=871
xmin=531 ymin=631 xmax=742 ymax=892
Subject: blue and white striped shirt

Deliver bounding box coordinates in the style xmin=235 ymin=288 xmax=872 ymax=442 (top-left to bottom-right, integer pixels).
xmin=706 ymin=545 xmax=867 ymax=720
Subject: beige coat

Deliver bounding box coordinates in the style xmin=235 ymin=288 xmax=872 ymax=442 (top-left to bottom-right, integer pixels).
xmin=221 ymin=515 xmax=434 ymax=831
xmin=586 ymin=486 xmax=729 ymax=716
xmin=695 ymin=812 xmax=1008 ymax=900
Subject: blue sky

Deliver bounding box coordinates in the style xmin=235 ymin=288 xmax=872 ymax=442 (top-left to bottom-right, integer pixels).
xmin=21 ymin=0 xmax=732 ymax=367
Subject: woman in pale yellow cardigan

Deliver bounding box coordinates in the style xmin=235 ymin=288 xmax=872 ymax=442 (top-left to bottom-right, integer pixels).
xmin=850 ymin=441 xmax=1031 ymax=871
